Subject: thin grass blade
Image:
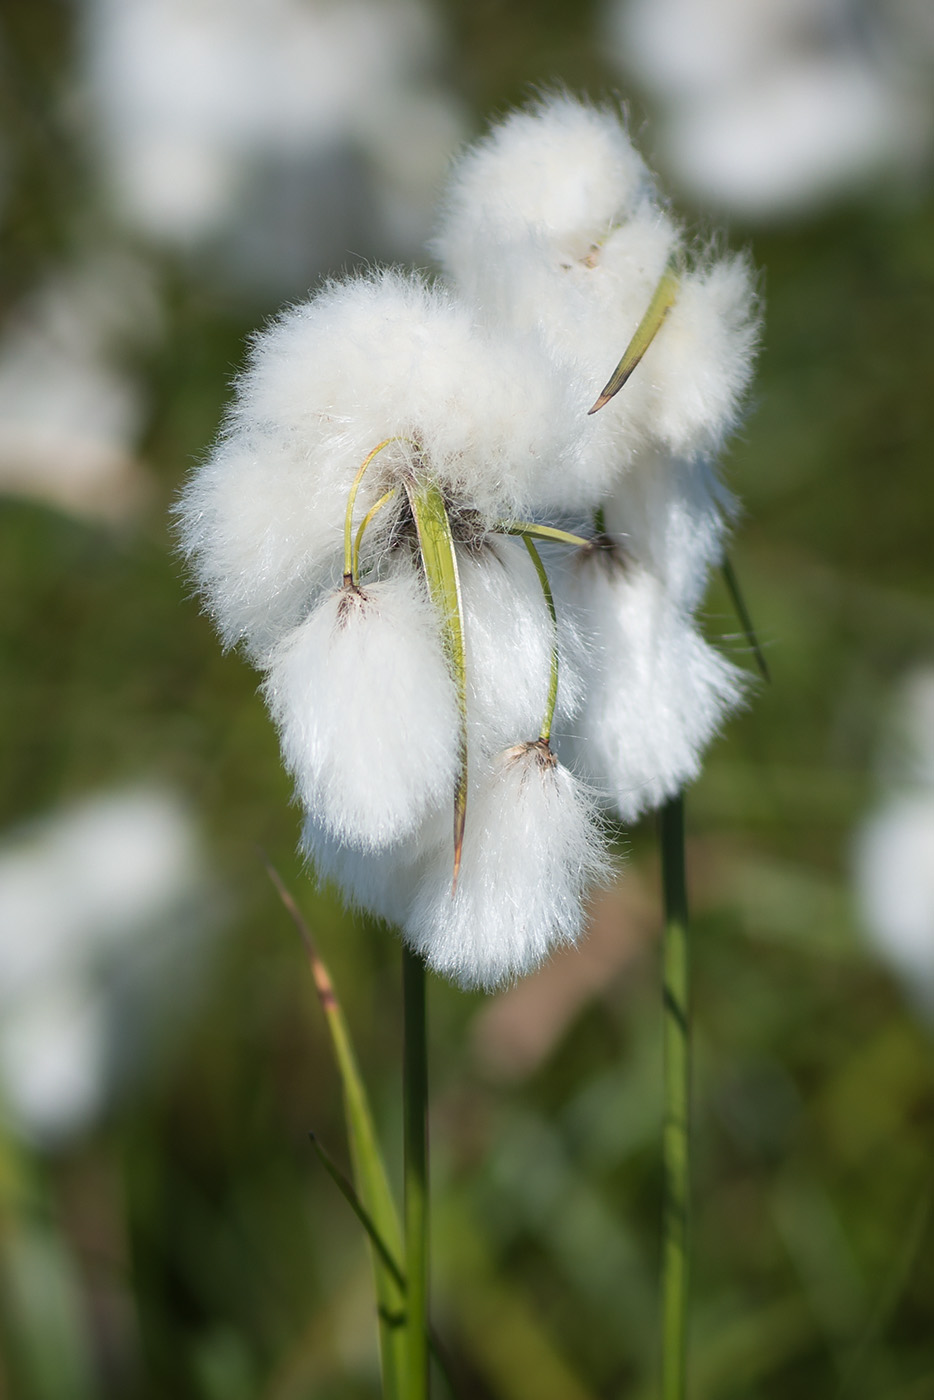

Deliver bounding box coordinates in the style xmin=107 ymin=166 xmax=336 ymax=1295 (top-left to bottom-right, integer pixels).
xmin=309 ymin=1133 xmax=406 ymax=1291
xmin=311 ymin=1132 xmax=460 ymax=1396
xmin=720 ymin=554 xmax=771 ymax=683
xmin=403 ymin=476 xmax=468 ymax=889
xmin=588 ymin=263 xmax=679 ymax=414
xmin=265 ymin=861 xmax=406 ymax=1400
xmin=659 ymin=795 xmax=691 ymax=1400
xmin=495 ymin=522 xmax=591 ymax=549
xmin=521 ymin=536 xmax=560 ymax=746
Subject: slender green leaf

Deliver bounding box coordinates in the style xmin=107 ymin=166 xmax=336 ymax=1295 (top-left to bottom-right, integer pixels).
xmin=495 ymin=521 xmax=591 ymax=550
xmin=0 ymin=1227 xmax=97 ymax=1400
xmin=721 ymin=554 xmax=771 ymax=683
xmin=309 ymin=1134 xmax=406 ymax=1290
xmin=403 ymin=476 xmax=469 ymax=887
xmin=344 ymin=438 xmax=398 ymax=581
xmin=265 ymin=862 xmax=405 ymax=1400
xmin=353 ymin=488 xmax=399 ymax=580
xmin=403 ymin=945 xmax=430 ymax=1400
xmin=588 ymin=263 xmax=679 ymax=414
xmin=521 ymin=536 xmax=559 ymax=746
xmin=311 ymin=1132 xmax=461 ymax=1396
xmin=659 ymin=795 xmax=691 ymax=1400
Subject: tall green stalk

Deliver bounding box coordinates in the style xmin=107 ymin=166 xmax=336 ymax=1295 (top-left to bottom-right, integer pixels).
xmin=659 ymin=794 xmax=691 ymax=1400
xmin=266 ymin=862 xmax=406 ymax=1397
xmin=402 ymin=944 xmax=430 ymax=1399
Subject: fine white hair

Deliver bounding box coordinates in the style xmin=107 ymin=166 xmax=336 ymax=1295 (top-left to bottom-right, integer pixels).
xmin=558 ymin=559 xmax=746 ymax=820
xmin=603 ymin=444 xmax=734 ymax=613
xmin=436 ymin=94 xmax=761 ymax=476
xmin=405 ymin=743 xmax=613 ymax=989
xmin=180 ymin=91 xmax=761 ymax=990
xmin=432 ymin=92 xmax=654 ymax=268
xmin=177 ymin=266 xmax=585 ymax=658
xmin=264 ymin=570 xmax=459 ymax=850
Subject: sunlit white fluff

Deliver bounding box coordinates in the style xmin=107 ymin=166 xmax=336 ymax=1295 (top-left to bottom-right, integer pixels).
xmin=559 ymin=559 xmax=746 ymax=820
xmin=302 ymin=807 xmax=446 ymax=929
xmin=177 ymin=267 xmax=581 ymax=659
xmin=181 ymin=91 xmax=762 ymax=991
xmin=237 ymin=268 xmax=580 ymax=517
xmin=264 ymin=570 xmax=459 ymax=850
xmin=603 ymin=444 xmax=732 ymax=613
xmin=432 ymin=92 xmax=653 ymax=269
xmin=439 ymin=215 xmax=676 ymax=498
xmin=625 ymin=251 xmax=759 ymax=459
xmin=405 ymin=743 xmax=612 ymax=989
xmin=435 ymin=97 xmax=760 ymax=471
xmin=471 ymin=236 xmax=758 ymax=468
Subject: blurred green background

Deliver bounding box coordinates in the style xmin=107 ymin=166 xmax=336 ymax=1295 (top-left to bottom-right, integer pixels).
xmin=1 ymin=1 xmax=933 ymax=1397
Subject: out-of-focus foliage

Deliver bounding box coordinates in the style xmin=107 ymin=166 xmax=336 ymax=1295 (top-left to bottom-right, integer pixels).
xmin=1 ymin=1 xmax=932 ymax=1397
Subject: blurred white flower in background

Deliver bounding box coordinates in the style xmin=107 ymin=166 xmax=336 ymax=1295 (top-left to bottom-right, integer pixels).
xmin=0 ymin=788 xmax=222 ymax=1146
xmin=603 ymin=0 xmax=934 ymax=219
xmin=853 ymin=668 xmax=934 ymax=1018
xmin=0 ymin=252 xmax=159 ymax=525
xmin=78 ymin=0 xmax=464 ymax=290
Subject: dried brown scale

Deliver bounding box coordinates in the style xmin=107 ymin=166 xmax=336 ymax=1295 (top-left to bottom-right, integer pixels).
xmin=575 ymin=532 xmax=630 ymax=577
xmin=336 ymin=579 xmax=367 ymax=625
xmin=503 ymin=736 xmax=558 ymax=773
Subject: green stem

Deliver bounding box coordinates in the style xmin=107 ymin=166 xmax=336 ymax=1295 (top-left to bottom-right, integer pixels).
xmin=403 ymin=944 xmax=430 ymax=1400
xmin=659 ymin=794 xmax=691 ymax=1400
xmin=266 ymin=860 xmax=406 ymax=1398
xmin=521 ymin=535 xmax=559 ymax=745
xmin=343 ymin=438 xmax=403 ymax=582
xmin=353 ymin=488 xmax=398 ymax=581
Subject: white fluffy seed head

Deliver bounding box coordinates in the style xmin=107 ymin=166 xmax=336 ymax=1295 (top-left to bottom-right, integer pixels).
xmin=559 ymin=561 xmax=746 ymax=821
xmin=437 ymin=211 xmax=678 ymax=501
xmin=176 ymin=266 xmax=584 ymax=656
xmin=458 ymin=228 xmax=758 ymax=478
xmin=434 ymin=96 xmax=760 ymax=477
xmin=263 ymin=570 xmax=459 ymax=850
xmin=179 ymin=89 xmax=761 ymax=991
xmin=176 ymin=424 xmax=347 ymax=660
xmin=433 ymin=93 xmax=654 ymax=273
xmin=404 ymin=742 xmax=613 ymax=989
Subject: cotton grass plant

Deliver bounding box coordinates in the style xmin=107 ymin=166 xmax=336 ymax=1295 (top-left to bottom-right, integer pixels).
xmin=178 ymin=93 xmax=760 ymax=1398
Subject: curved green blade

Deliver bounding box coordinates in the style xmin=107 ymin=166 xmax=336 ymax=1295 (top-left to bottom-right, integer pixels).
xmin=265 ymin=862 xmax=405 ymax=1400
xmin=403 ymin=477 xmax=469 ymax=890
xmin=495 ymin=521 xmax=591 ymax=549
xmin=721 ymin=554 xmax=771 ymax=683
xmin=520 ymin=536 xmax=560 ymax=747
xmin=588 ymin=263 xmax=679 ymax=415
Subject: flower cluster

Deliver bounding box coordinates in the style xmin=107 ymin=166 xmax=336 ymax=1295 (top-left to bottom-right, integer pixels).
xmin=178 ymin=95 xmax=759 ymax=989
